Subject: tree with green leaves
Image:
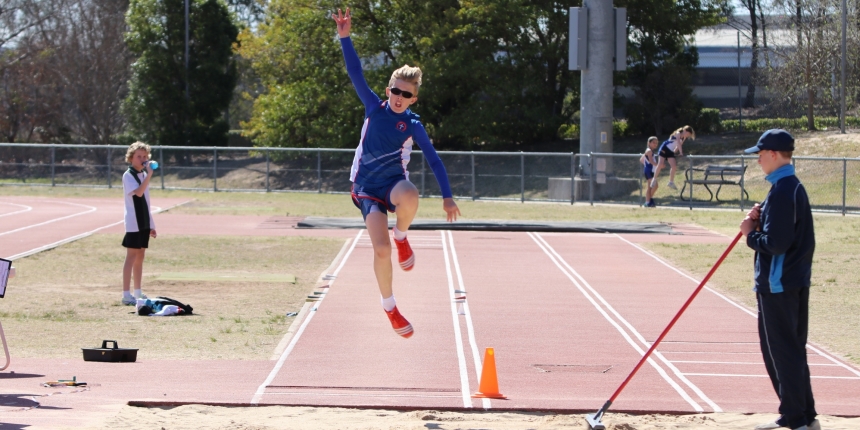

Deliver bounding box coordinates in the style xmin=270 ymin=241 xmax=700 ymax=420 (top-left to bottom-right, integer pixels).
xmin=240 ymin=0 xmax=578 ymax=150
xmin=124 ymin=0 xmax=239 ymax=147
xmin=618 ymin=0 xmax=727 ymax=136
xmin=238 ymin=0 xmax=362 ymax=148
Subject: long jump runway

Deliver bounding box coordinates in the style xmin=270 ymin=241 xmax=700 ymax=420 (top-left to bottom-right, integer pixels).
xmin=254 ymin=229 xmax=860 ymax=415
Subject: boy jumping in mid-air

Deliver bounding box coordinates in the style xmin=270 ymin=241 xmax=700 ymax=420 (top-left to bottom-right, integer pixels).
xmin=640 ymin=136 xmax=659 ymax=207
xmin=333 ymin=8 xmax=460 ymax=338
xmin=651 ymin=125 xmax=695 ymax=191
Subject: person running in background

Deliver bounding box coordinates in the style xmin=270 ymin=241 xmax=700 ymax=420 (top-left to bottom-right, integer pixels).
xmin=333 ymin=7 xmax=460 ymax=339
xmin=651 ymin=125 xmax=695 ymax=191
xmin=640 ymin=136 xmax=659 ymax=207
xmin=740 ymin=129 xmax=818 ymax=430
xmin=121 ymin=141 xmax=157 ymax=306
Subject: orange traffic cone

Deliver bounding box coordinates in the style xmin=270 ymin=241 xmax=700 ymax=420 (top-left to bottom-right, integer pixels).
xmin=472 ymin=347 xmax=507 ymax=399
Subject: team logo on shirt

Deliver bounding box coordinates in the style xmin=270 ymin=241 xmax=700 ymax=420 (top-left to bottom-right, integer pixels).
xmin=395 ymin=121 xmax=407 ymax=132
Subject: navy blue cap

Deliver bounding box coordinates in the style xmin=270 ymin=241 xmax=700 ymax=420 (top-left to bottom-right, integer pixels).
xmin=745 ymin=129 xmax=795 ymax=153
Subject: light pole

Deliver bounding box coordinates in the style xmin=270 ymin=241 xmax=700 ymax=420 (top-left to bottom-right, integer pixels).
xmin=185 ymin=0 xmax=190 ymax=102
xmin=840 ymin=0 xmax=846 ymax=133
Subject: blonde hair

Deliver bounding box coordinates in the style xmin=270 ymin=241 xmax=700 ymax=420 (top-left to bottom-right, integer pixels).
xmin=126 ymin=141 xmax=151 ymax=163
xmin=674 ymin=125 xmax=696 ymax=140
xmin=388 ymin=64 xmax=422 ymax=93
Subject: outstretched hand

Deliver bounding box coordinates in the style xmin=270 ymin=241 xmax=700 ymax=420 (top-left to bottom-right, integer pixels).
xmin=332 ymin=7 xmax=351 ymax=38
xmin=443 ymin=198 xmax=460 ymax=222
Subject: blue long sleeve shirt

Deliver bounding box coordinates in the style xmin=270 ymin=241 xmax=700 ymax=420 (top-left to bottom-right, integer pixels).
xmin=340 ymin=37 xmax=453 ymax=198
xmin=746 ymin=164 xmax=815 ymax=293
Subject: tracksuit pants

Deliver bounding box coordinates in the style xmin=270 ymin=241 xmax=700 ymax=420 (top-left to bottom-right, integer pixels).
xmin=757 ymin=287 xmax=817 ymax=429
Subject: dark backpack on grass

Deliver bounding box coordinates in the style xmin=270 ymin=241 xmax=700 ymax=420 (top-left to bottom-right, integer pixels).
xmin=137 ymin=296 xmax=194 ymax=316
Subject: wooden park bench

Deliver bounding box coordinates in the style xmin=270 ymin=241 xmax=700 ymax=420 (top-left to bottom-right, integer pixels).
xmin=680 ymin=164 xmax=749 ymax=202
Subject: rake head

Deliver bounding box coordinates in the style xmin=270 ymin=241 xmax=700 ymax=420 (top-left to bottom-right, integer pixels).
xmin=585 ymin=412 xmax=606 ymax=430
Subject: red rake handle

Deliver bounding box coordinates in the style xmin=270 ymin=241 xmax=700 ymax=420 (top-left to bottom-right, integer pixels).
xmin=606 ymin=231 xmax=743 ymax=406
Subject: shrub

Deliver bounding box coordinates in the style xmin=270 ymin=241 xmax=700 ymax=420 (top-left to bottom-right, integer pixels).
xmin=722 ymin=116 xmax=860 ymax=132
xmin=557 ymin=121 xmax=633 ymax=140
xmin=695 ymin=108 xmax=724 ymax=134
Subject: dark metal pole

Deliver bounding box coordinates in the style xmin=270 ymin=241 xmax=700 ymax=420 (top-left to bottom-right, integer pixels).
xmin=213 ymin=148 xmax=217 ymax=191
xmin=738 ymin=31 xmax=743 ymax=133
xmin=159 ymin=148 xmax=164 ymax=190
xmin=570 ymin=153 xmax=575 ymax=205
xmin=317 ymin=150 xmax=322 ymax=193
xmin=185 ymin=0 xmax=190 ymax=102
xmin=471 ymin=152 xmax=476 ymax=201
xmin=420 ymin=154 xmax=426 ymax=197
xmin=520 ymin=152 xmax=525 ymax=203
xmin=589 ymin=154 xmax=594 ymax=206
xmin=107 ymin=148 xmax=112 ymax=188
xmin=265 ymin=149 xmax=270 ymax=192
xmin=843 ymin=158 xmax=847 ymax=215
xmin=689 ymin=156 xmax=694 ymax=210
xmin=51 ymin=146 xmax=55 ymax=187
xmin=740 ymin=156 xmax=746 ymax=211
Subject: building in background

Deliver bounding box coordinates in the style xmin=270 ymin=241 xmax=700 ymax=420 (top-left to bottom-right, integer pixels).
xmin=617 ymin=15 xmax=794 ymax=110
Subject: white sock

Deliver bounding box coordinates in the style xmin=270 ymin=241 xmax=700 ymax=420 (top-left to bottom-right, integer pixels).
xmin=123 ymin=291 xmax=133 ymax=298
xmin=381 ymin=295 xmax=396 ymax=312
xmin=134 ymin=289 xmax=143 ymax=298
xmin=392 ymin=227 xmax=407 ymax=241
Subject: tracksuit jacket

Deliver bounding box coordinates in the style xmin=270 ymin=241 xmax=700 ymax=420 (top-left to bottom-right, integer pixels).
xmin=746 ymin=164 xmax=815 ymax=293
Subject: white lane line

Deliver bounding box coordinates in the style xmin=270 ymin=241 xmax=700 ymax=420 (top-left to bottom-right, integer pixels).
xmin=806 ymin=344 xmax=860 ymax=378
xmin=440 ymin=231 xmax=474 ymax=408
xmin=527 ymin=232 xmax=705 ymax=413
xmin=0 ymin=202 xmax=32 ymax=218
xmin=5 ymin=201 xmax=184 ymax=261
xmin=670 ymin=360 xmax=839 ymax=366
xmin=683 ymin=373 xmax=860 ymax=380
xmin=250 ymin=229 xmax=363 ymax=405
xmin=259 ymin=392 xmax=461 ymax=399
xmin=0 ymin=201 xmax=96 ymax=237
xmin=614 ymin=234 xmax=860 ymax=379
xmin=446 ymin=230 xmax=491 ymax=410
xmin=533 ymin=233 xmax=722 ymax=412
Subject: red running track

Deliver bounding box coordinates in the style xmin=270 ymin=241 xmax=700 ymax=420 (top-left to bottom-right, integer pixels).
xmin=253 ymin=229 xmax=860 ymax=415
xmin=0 ymin=196 xmax=191 ymax=260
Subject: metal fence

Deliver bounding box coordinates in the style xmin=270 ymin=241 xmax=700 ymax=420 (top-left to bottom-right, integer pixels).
xmin=1 ymin=143 xmax=858 ymax=214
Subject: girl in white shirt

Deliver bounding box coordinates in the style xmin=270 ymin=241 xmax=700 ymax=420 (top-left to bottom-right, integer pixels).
xmin=121 ymin=142 xmax=157 ymax=305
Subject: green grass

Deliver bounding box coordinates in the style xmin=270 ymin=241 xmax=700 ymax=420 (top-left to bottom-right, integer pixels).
xmin=2 ymin=233 xmax=345 ymax=360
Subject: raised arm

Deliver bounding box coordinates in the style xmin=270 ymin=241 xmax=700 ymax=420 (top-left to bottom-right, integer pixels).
xmin=333 ymin=8 xmax=381 ymax=113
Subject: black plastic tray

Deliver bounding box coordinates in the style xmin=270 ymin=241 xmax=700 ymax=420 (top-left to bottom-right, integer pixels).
xmin=82 ymin=340 xmax=138 ymax=362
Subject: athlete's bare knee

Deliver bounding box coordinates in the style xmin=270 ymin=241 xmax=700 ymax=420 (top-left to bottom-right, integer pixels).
xmin=392 ymin=181 xmax=419 ymax=205
xmin=373 ymin=242 xmax=392 ymax=260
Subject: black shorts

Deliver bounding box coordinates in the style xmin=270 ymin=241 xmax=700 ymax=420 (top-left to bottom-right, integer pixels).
xmin=658 ymin=146 xmax=676 ymax=159
xmin=122 ymin=230 xmax=151 ymax=249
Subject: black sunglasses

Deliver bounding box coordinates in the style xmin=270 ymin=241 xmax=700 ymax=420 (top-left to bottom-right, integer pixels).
xmin=389 ymin=87 xmax=414 ymax=99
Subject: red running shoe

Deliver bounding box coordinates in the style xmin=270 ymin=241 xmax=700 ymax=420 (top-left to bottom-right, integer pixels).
xmin=385 ymin=306 xmax=414 ymax=338
xmin=394 ymin=236 xmax=415 ymax=271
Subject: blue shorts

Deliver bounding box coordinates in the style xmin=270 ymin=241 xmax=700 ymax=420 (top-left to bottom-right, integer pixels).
xmin=351 ymin=181 xmax=400 ymax=220
xmin=643 ymin=164 xmax=654 ymax=180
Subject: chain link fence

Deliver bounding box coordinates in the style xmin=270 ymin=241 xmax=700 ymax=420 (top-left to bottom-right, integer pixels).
xmin=1 ymin=143 xmax=858 ymax=214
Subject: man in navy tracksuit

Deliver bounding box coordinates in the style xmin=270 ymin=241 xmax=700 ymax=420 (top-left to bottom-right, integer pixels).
xmin=741 ymin=129 xmax=818 ymax=430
